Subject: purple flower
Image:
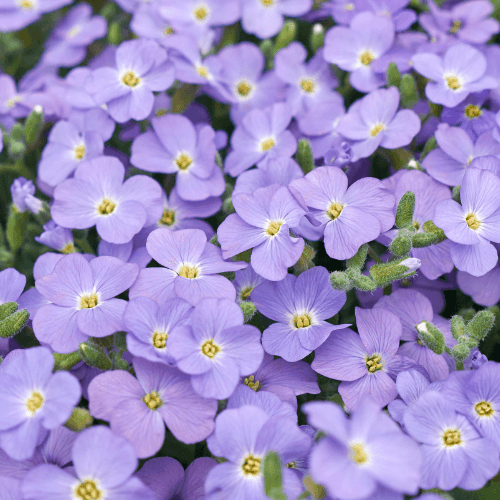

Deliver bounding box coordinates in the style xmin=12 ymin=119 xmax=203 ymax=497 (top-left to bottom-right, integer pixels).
xmin=404 ymin=390 xmax=500 ymax=490
xmin=421 ymin=124 xmax=500 ymax=186
xmin=0 ymin=268 xmax=26 ymax=306
xmin=21 ymin=426 xmax=154 ymax=500
xmin=381 ymin=169 xmax=454 ymax=279
xmin=0 ymin=0 xmax=72 ymax=32
xmin=124 ymin=296 xmax=192 ymax=365
xmin=86 ymin=39 xmax=175 ymax=123
xmin=98 ymin=235 xmax=152 ymax=270
xmin=169 ymin=298 xmax=264 ymax=399
xmin=130 ymin=228 xmax=245 ymax=306
xmin=205 ymin=405 xmax=312 ymax=499
xmin=35 ymin=221 xmax=75 ymax=254
xmin=33 ymin=254 xmax=138 ymax=353
xmin=217 ymin=184 xmax=306 ymax=281
xmin=274 ymin=42 xmax=338 ymax=118
xmin=290 ymin=166 xmax=395 ymax=260
xmin=224 ymin=103 xmax=297 ymax=176
xmin=252 ymin=266 xmax=347 ymax=362
xmin=42 ymin=4 xmax=107 ymax=67
xmin=419 ymin=0 xmax=500 ymax=45
xmin=434 ymin=167 xmax=500 ymax=276
xmin=241 ymin=0 xmax=313 ymax=39
xmin=0 ymin=347 xmax=80 ymax=461
xmin=51 ymin=156 xmax=163 ymax=244
xmin=324 ymin=12 xmax=395 ymax=93
xmin=238 ymin=352 xmax=320 ymax=410
xmin=88 ymin=358 xmax=217 ymax=458
xmin=131 ymin=114 xmax=224 ymax=201
xmin=374 ymin=289 xmax=454 ymax=382
xmin=442 ymin=362 xmax=500 ymax=448
xmin=136 ymin=456 xmax=217 ymax=500
xmin=457 ymin=262 xmax=500 ymax=306
xmin=337 ymin=87 xmax=421 ymax=160
xmin=357 ymin=0 xmax=417 ymax=32
xmin=10 ymin=178 xmax=37 ymax=213
xmin=233 ymin=264 xmax=267 ymax=303
xmin=304 ymin=398 xmax=421 ymax=499
xmin=412 ymin=43 xmax=498 ymax=108
xmin=312 ymin=307 xmax=426 ymax=409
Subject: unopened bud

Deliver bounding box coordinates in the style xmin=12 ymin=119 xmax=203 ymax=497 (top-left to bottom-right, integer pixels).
xmin=467 ymin=310 xmax=495 ymax=341
xmin=330 ymin=271 xmax=352 ymax=290
xmin=412 ymin=232 xmax=438 ymax=248
xmin=352 ymin=274 xmax=376 ymax=292
xmin=310 ymin=23 xmax=325 ymax=52
xmin=240 ymin=301 xmax=257 ymax=323
xmin=422 ymin=220 xmax=446 ymax=242
xmin=399 ymin=74 xmax=419 ymax=109
xmin=347 ymin=244 xmax=368 ymax=270
xmin=399 ymin=257 xmax=421 ymax=273
xmin=65 ymin=407 xmax=93 ymax=432
xmin=0 ymin=308 xmax=29 ymax=338
xmin=222 ymin=197 xmax=235 ymax=214
xmin=416 ymin=321 xmax=445 ymax=355
xmin=263 ymin=451 xmax=284 ymax=497
xmin=451 ymin=342 xmax=470 ymax=363
xmin=395 ymin=191 xmax=415 ymax=228
xmin=79 ymin=342 xmax=112 ymax=370
xmin=0 ymin=301 xmax=18 ymax=321
xmin=386 ymin=62 xmax=401 ymax=88
xmin=452 ymin=185 xmax=461 ymax=203
xmin=389 ymin=235 xmax=412 ymax=256
xmin=471 ymin=351 xmax=488 ymax=370
xmin=25 ymin=106 xmax=44 ymax=144
xmin=274 ymin=20 xmax=297 ymax=54
xmin=370 ymin=258 xmax=420 ymax=287
xmin=53 ymin=351 xmax=82 ymax=371
xmin=450 ymin=315 xmax=467 ymax=341
xmin=296 ymin=139 xmax=315 ymax=174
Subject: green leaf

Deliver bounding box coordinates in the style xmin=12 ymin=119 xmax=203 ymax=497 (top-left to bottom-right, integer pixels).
xmin=296 ymin=139 xmax=315 ymax=174
xmin=395 ymin=191 xmax=415 ymax=229
xmin=386 ymin=62 xmax=401 ymax=88
xmin=399 ymin=74 xmax=419 ymax=108
xmin=6 ymin=205 xmax=27 ymax=252
xmin=264 ymin=451 xmax=284 ymax=496
xmin=0 ymin=301 xmax=18 ymax=321
xmin=64 ymin=408 xmax=93 ymax=432
xmin=0 ymin=308 xmax=29 ymax=338
xmin=79 ymin=342 xmax=112 ymax=370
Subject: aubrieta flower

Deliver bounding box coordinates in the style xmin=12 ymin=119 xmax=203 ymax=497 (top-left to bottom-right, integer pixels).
xmin=0 ymin=268 xmax=26 ymax=306
xmin=217 ymin=184 xmax=306 ymax=281
xmin=224 ymin=103 xmax=297 ymax=176
xmin=233 ymin=264 xmax=266 ymax=303
xmin=421 ymin=124 xmax=500 ymax=186
xmin=241 ymin=0 xmax=313 ymax=39
xmin=88 ymin=357 xmax=217 ymax=458
xmin=457 ymin=262 xmax=500 ymax=307
xmin=412 ymin=43 xmax=498 ymax=108
xmin=324 ymin=12 xmax=395 ymax=93
xmin=33 ymin=253 xmax=139 ymax=353
xmin=374 ymin=289 xmax=454 ymax=382
xmin=290 ymin=166 xmax=395 ymax=260
xmin=205 ymin=405 xmax=312 ymax=499
xmin=0 ymin=0 xmax=72 ymax=32
xmin=442 ymin=362 xmax=500 ymax=448
xmin=38 ymin=119 xmax=104 ymax=187
xmin=434 ymin=166 xmax=500 ymax=277
xmin=337 ymin=87 xmax=421 ymax=160
xmin=252 ymin=266 xmax=347 ymax=362
xmin=131 ymin=114 xmax=225 ymax=201
xmin=21 ymin=426 xmax=155 ymax=500
xmin=304 ymin=398 xmax=421 ymax=500
xmin=274 ymin=42 xmax=338 ymax=118
xmin=51 ymin=156 xmax=163 ymax=244
xmin=169 ymin=298 xmax=264 ymax=400
xmin=10 ymin=178 xmax=37 ymax=213
xmin=312 ymin=307 xmax=426 ymax=409
xmin=35 ymin=221 xmax=75 ymax=254
xmin=0 ymin=347 xmax=80 ymax=461
xmin=404 ymin=390 xmax=500 ymax=491
xmin=86 ymin=39 xmax=175 ymax=123
xmin=42 ymin=4 xmax=107 ymax=67
xmin=124 ymin=296 xmax=192 ymax=365
xmin=130 ymin=228 xmax=245 ymax=306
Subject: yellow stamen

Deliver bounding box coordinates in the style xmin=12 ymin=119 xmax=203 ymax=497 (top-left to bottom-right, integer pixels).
xmin=193 ymin=5 xmax=208 ymax=20
xmin=155 ymin=108 xmax=168 ymax=117
xmin=201 ymin=339 xmax=220 ymax=358
xmin=197 ymin=66 xmax=209 ymax=78
xmin=300 ymin=79 xmax=315 ymax=93
xmin=75 ymin=479 xmax=102 ymax=500
xmin=240 ymin=286 xmax=253 ymax=300
xmin=413 ymin=221 xmax=420 ymax=230
xmin=450 ymin=20 xmax=461 ymax=34
xmin=294 ymin=315 xmax=311 ymax=328
xmin=163 ymin=26 xmax=175 ymax=36
xmin=350 ymin=443 xmax=368 ymax=464
xmin=446 ymin=76 xmax=461 ymax=90
xmin=344 ymin=2 xmax=354 ymax=10
xmin=80 ymin=294 xmax=98 ymax=309
xmin=328 ymin=202 xmax=344 ymax=220
xmin=366 ymin=354 xmax=383 ymax=373
xmin=152 ymin=331 xmax=168 ymax=349
xmin=243 ymin=375 xmax=260 ymax=391
xmin=175 ymin=153 xmax=193 ymax=171
xmin=475 ymin=401 xmax=494 ymax=417
xmin=62 ymin=243 xmax=76 ymax=254
xmin=442 ymin=429 xmax=461 ymax=446
xmin=465 ymin=104 xmax=481 ymax=119
xmin=266 ymin=221 xmax=282 ymax=236
xmin=20 ymin=0 xmax=34 ymax=9
xmin=465 ymin=213 xmax=481 ymax=230
xmin=160 ymin=209 xmax=176 ymax=226
xmin=359 ymin=50 xmax=374 ymax=66
xmin=97 ymin=199 xmax=116 ymax=215
xmin=142 ymin=391 xmax=163 ymax=410
xmin=26 ymin=392 xmax=43 ymax=414
xmin=260 ymin=0 xmax=274 ymax=6
xmin=242 ymin=455 xmax=261 ymax=475
xmin=178 ymin=266 xmax=198 ymax=279
xmin=67 ymin=26 xmax=82 ymax=38
xmin=370 ymin=124 xmax=385 ymax=137
xmin=237 ymin=81 xmax=252 ymax=97
xmin=74 ymin=144 xmax=86 ymax=160
xmin=261 ymin=138 xmax=275 ymax=151
xmin=122 ymin=71 xmax=141 ymax=88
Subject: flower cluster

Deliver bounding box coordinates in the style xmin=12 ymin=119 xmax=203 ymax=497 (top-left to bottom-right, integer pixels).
xmin=1 ymin=0 xmax=500 ymax=499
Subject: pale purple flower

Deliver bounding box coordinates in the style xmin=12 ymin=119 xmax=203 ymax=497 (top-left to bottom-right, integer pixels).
xmin=130 ymin=228 xmax=245 ymax=306
xmin=337 ymin=87 xmax=421 ymax=160
xmin=0 ymin=347 xmax=80 ymax=461
xmin=217 ymin=184 xmax=307 ymax=281
xmin=22 ymin=426 xmax=155 ymax=500
xmin=51 ymin=156 xmax=163 ymax=244
xmin=412 ymin=43 xmax=498 ymax=108
xmin=0 ymin=268 xmax=26 ymax=306
xmin=88 ymin=358 xmax=217 ymax=458
xmin=224 ymin=103 xmax=297 ymax=176
xmin=457 ymin=262 xmax=500 ymax=306
xmin=169 ymin=298 xmax=264 ymax=400
xmin=131 ymin=114 xmax=224 ymax=201
xmin=434 ymin=167 xmax=500 ymax=277
xmin=233 ymin=264 xmax=267 ymax=303
xmin=35 ymin=221 xmax=74 ymax=254
xmin=290 ymin=166 xmax=395 ymax=260
xmin=33 ymin=254 xmax=139 ymax=353
xmin=304 ymin=398 xmax=421 ymax=499
xmin=10 ymin=178 xmax=36 ymax=213
xmin=252 ymin=266 xmax=347 ymax=362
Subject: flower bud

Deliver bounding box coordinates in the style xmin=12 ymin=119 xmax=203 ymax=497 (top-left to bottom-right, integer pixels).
xmin=274 ymin=20 xmax=297 ymax=54
xmin=53 ymin=351 xmax=82 ymax=371
xmin=240 ymin=301 xmax=257 ymax=323
xmin=25 ymin=105 xmax=44 ymax=144
xmin=310 ymin=23 xmax=325 ymax=52
xmin=395 ymin=191 xmax=415 ymax=229
xmin=296 ymin=139 xmax=315 ymax=174
xmin=412 ymin=231 xmax=438 ymax=248
xmin=352 ymin=274 xmax=376 ymax=292
xmin=0 ymin=308 xmax=29 ymax=338
xmin=347 ymin=244 xmax=368 ymax=270
xmin=467 ymin=310 xmax=495 ymax=341
xmin=450 ymin=315 xmax=467 ymax=341
xmin=330 ymin=271 xmax=352 ymax=290
xmin=263 ymin=451 xmax=285 ymax=499
xmin=65 ymin=407 xmax=93 ymax=432
xmin=0 ymin=301 xmax=17 ymax=321
xmin=389 ymin=234 xmax=412 ymax=256
xmin=222 ymin=197 xmax=235 ymax=214
xmin=416 ymin=321 xmax=445 ymax=355
xmin=294 ymin=242 xmax=316 ymax=274
xmin=399 ymin=74 xmax=419 ymax=108
xmin=79 ymin=342 xmax=112 ymax=370
xmin=386 ymin=62 xmax=401 ymax=88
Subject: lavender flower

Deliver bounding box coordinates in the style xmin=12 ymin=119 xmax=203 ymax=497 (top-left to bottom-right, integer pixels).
xmin=35 ymin=221 xmax=75 ymax=254
xmin=10 ymin=178 xmax=38 ymax=213
xmin=290 ymin=166 xmax=395 ymax=260
xmin=337 ymin=87 xmax=421 ymax=160
xmin=233 ymin=264 xmax=267 ymax=303
xmin=312 ymin=307 xmax=426 ymax=409
xmin=169 ymin=298 xmax=264 ymax=399
xmin=33 ymin=254 xmax=139 ymax=353
xmin=0 ymin=268 xmax=26 ymax=305
xmin=88 ymin=358 xmax=217 ymax=458
xmin=412 ymin=43 xmax=498 ymax=108
xmin=0 ymin=347 xmax=80 ymax=460
xmin=434 ymin=167 xmax=500 ymax=276
xmin=131 ymin=114 xmax=224 ymax=201
xmin=130 ymin=228 xmax=245 ymax=306
xmin=217 ymin=184 xmax=306 ymax=281
xmin=21 ymin=426 xmax=155 ymax=499
xmin=252 ymin=266 xmax=347 ymax=362
xmin=404 ymin=390 xmax=500 ymax=490
xmin=304 ymin=398 xmax=421 ymax=499
xmin=51 ymin=156 xmax=163 ymax=244
xmin=457 ymin=263 xmax=500 ymax=306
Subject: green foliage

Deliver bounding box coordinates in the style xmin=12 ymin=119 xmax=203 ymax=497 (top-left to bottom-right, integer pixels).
xmin=65 ymin=408 xmax=94 ymax=432
xmin=395 ymin=191 xmax=415 ymax=229
xmin=386 ymin=63 xmax=401 ymax=88
xmin=79 ymin=342 xmax=112 ymax=370
xmin=263 ymin=452 xmax=287 ymax=500
xmin=240 ymin=301 xmax=257 ymax=323
xmin=296 ymin=139 xmax=315 ymax=174
xmin=0 ymin=308 xmax=29 ymax=338
xmin=416 ymin=321 xmax=445 ymax=355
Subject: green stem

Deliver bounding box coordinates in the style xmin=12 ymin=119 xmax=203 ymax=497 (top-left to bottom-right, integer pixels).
xmin=367 ymin=245 xmax=383 ymax=264
xmin=75 ymin=238 xmax=94 ymax=255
